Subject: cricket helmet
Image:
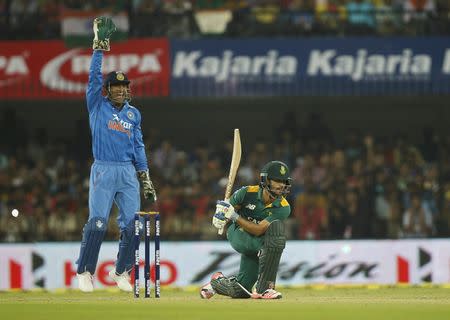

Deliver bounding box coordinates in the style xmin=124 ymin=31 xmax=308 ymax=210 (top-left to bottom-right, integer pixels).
xmin=260 ymin=161 xmax=292 ymax=198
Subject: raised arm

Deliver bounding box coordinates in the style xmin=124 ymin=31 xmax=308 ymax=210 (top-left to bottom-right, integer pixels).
xmin=86 ymin=51 xmax=103 ymax=112
xmin=86 ymin=17 xmax=116 ymax=113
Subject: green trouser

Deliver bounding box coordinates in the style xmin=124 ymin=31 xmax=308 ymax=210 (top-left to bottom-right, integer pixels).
xmin=227 ymin=223 xmax=264 ymax=292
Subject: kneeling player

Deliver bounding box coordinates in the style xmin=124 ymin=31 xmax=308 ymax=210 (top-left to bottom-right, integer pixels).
xmin=201 ymin=161 xmax=291 ymax=299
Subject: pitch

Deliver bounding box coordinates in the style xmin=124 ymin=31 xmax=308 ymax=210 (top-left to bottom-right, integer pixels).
xmin=1 ymin=287 xmax=449 ymax=320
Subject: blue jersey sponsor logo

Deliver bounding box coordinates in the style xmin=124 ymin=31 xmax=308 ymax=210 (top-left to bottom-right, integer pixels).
xmin=108 ymin=114 xmax=132 ymax=136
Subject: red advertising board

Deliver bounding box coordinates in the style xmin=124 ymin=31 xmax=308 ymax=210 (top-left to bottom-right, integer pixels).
xmin=0 ymin=39 xmax=169 ymax=99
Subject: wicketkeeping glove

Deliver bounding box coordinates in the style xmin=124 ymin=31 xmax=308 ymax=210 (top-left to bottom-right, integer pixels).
xmin=92 ymin=16 xmax=116 ymax=51
xmin=137 ymin=170 xmax=157 ymax=204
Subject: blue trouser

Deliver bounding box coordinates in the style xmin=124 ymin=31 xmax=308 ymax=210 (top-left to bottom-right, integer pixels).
xmin=77 ymin=160 xmax=141 ymax=274
xmin=88 ymin=160 xmax=140 ymax=228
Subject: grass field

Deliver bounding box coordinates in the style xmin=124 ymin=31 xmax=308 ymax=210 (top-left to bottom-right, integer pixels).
xmin=1 ymin=287 xmax=450 ymax=320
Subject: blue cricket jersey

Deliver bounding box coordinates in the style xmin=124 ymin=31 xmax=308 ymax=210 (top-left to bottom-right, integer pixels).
xmin=86 ymin=51 xmax=148 ymax=172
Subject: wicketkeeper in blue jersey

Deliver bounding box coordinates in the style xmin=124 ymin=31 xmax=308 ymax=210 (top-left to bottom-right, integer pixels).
xmin=76 ymin=17 xmax=157 ymax=293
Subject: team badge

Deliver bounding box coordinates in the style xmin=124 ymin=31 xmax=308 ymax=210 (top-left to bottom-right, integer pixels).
xmin=116 ymin=72 xmax=125 ymax=81
xmin=280 ymin=165 xmax=286 ymax=175
xmin=127 ymin=111 xmax=134 ymax=119
xmin=96 ymin=220 xmax=103 ymax=229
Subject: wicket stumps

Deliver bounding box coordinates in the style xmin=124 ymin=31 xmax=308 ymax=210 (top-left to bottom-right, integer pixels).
xmin=134 ymin=211 xmax=160 ymax=298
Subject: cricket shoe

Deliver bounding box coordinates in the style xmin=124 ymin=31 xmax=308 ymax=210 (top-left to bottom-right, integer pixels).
xmin=251 ymin=289 xmax=282 ymax=299
xmin=200 ymin=272 xmax=224 ymax=299
xmin=109 ymin=268 xmax=133 ymax=292
xmin=77 ymin=271 xmax=94 ymax=292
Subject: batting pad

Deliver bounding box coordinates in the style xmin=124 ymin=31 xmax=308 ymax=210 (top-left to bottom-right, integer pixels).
xmin=211 ymin=276 xmax=251 ymax=299
xmin=256 ymin=220 xmax=286 ymax=293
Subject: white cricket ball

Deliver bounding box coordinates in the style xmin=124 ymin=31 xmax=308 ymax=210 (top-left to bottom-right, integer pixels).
xmin=11 ymin=209 xmax=19 ymax=217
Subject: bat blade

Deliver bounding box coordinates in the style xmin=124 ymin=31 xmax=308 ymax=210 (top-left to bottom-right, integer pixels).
xmin=218 ymin=129 xmax=241 ymax=235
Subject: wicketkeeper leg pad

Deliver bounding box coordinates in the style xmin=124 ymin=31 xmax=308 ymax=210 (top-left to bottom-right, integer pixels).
xmin=115 ymin=218 xmax=138 ymax=274
xmin=76 ymin=217 xmax=108 ymax=274
xmin=211 ymin=276 xmax=251 ymax=299
xmin=255 ymin=220 xmax=286 ymax=293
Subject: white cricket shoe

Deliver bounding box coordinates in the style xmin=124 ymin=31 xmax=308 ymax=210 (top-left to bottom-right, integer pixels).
xmin=251 ymin=288 xmax=282 ymax=299
xmin=109 ymin=268 xmax=133 ymax=292
xmin=77 ymin=271 xmax=94 ymax=292
xmin=200 ymin=283 xmax=215 ymax=299
xmin=199 ymin=272 xmax=224 ymax=299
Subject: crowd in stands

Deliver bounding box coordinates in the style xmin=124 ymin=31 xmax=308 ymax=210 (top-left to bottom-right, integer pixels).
xmin=1 ymin=0 xmax=450 ymax=40
xmin=1 ymin=109 xmax=449 ymax=242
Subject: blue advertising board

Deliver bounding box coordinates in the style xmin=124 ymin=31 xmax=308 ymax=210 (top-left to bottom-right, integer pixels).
xmin=170 ymin=38 xmax=450 ymax=96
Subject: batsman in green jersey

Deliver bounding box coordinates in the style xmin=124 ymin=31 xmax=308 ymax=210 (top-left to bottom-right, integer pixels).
xmin=201 ymin=161 xmax=291 ymax=300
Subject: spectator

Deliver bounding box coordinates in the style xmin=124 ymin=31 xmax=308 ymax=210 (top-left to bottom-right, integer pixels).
xmin=315 ymin=0 xmax=347 ymax=35
xmin=250 ymin=0 xmax=281 ymax=36
xmin=375 ymin=0 xmax=403 ymax=35
xmin=403 ymin=0 xmax=436 ymax=34
xmin=132 ymin=0 xmax=165 ymax=37
xmin=345 ymin=0 xmax=377 ymax=35
xmin=282 ymin=0 xmax=316 ymax=36
xmin=327 ymin=185 xmax=348 ymax=238
xmin=386 ymin=191 xmax=403 ymax=238
xmin=1 ymin=0 xmax=449 ymax=39
xmin=402 ymin=192 xmax=433 ymax=238
xmin=343 ymin=188 xmax=371 ymax=239
xmin=0 ymin=0 xmax=8 ymax=36
xmin=294 ymin=181 xmax=328 ymax=239
xmin=2 ymin=120 xmax=450 ymax=241
xmin=163 ymin=0 xmax=196 ymax=38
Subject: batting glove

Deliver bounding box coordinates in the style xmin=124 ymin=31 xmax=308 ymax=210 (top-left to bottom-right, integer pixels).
xmin=214 ymin=200 xmax=239 ymax=222
xmin=212 ymin=214 xmax=226 ymax=230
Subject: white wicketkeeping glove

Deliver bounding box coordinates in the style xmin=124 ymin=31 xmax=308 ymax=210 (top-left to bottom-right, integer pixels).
xmin=212 ymin=200 xmax=239 ymax=230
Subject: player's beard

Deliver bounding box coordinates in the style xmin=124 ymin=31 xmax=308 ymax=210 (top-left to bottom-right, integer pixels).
xmin=264 ymin=186 xmax=281 ymax=201
xmin=268 ymin=190 xmax=282 ymax=200
xmin=266 ymin=182 xmax=289 ymax=200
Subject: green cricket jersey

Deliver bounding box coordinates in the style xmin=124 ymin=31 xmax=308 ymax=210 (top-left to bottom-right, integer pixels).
xmin=229 ymin=185 xmax=291 ymax=224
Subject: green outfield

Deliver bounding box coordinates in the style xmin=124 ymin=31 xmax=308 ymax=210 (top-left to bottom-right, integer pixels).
xmin=1 ymin=287 xmax=450 ymax=320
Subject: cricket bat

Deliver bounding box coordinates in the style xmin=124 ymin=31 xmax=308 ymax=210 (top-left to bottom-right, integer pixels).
xmin=218 ymin=128 xmax=242 ymax=235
